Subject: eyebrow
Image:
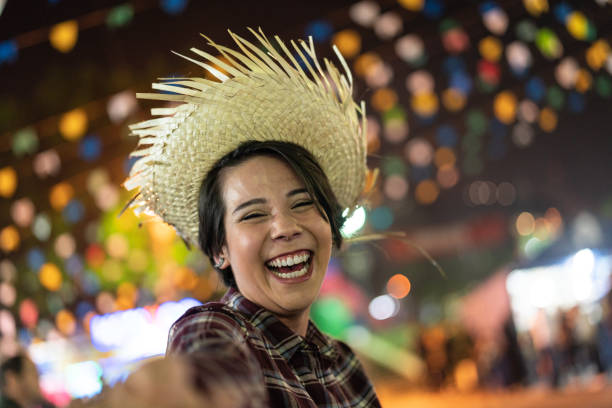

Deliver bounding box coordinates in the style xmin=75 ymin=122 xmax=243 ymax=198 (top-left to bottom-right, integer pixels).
xmin=231 ymin=188 xmax=309 ymax=215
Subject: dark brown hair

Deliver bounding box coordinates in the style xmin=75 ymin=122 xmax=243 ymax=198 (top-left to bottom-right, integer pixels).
xmin=198 ymin=141 xmax=345 ymax=287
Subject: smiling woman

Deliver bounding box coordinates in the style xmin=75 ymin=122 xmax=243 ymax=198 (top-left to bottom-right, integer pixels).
xmin=109 ymin=29 xmax=381 ymax=408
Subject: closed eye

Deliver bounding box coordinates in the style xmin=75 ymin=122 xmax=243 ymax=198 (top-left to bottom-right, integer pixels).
xmin=292 ymin=200 xmax=314 ymax=209
xmin=241 ymin=212 xmax=265 ymax=221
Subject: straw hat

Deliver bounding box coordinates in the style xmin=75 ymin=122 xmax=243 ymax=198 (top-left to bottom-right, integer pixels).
xmin=124 ymin=28 xmax=367 ymax=248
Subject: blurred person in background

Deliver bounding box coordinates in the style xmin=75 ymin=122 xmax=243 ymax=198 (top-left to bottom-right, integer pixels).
xmin=596 ymin=284 xmax=612 ymax=375
xmin=83 ymin=28 xmax=381 ymax=407
xmin=0 ymin=354 xmax=53 ymax=408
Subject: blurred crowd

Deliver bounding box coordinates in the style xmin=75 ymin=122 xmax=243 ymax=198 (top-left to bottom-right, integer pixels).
xmin=417 ymin=288 xmax=612 ymax=391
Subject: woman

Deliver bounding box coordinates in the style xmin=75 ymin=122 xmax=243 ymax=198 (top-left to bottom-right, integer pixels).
xmin=119 ymin=29 xmax=381 ymax=407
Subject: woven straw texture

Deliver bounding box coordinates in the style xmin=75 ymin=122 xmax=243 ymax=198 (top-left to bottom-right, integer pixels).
xmin=124 ymin=28 xmax=367 ymax=247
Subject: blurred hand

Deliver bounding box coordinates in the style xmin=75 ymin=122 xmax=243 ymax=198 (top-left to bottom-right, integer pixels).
xmin=70 ymin=356 xmax=248 ymax=408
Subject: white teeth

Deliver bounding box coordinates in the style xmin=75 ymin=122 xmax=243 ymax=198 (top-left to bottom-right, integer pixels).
xmin=266 ymin=252 xmax=311 ymax=269
xmin=271 ymin=264 xmax=309 ymax=279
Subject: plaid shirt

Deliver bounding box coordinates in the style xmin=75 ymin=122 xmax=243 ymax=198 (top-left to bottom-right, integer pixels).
xmin=167 ymin=288 xmax=381 ymax=408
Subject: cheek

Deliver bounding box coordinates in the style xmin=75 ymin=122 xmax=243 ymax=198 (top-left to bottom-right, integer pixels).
xmin=227 ymin=227 xmax=265 ymax=266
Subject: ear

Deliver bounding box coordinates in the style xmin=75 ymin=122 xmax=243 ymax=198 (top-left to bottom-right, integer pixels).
xmin=213 ymin=246 xmax=230 ymax=270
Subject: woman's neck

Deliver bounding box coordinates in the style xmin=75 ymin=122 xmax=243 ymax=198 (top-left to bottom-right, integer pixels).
xmin=276 ymin=309 xmax=310 ymax=337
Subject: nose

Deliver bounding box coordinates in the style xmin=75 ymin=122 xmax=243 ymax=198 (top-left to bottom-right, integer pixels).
xmin=270 ymin=211 xmax=302 ymax=241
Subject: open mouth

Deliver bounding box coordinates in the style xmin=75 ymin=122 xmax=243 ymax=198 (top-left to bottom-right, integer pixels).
xmin=265 ymin=250 xmax=312 ymax=280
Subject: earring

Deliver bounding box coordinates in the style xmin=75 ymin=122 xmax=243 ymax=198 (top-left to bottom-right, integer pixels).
xmin=214 ymin=257 xmax=225 ymax=269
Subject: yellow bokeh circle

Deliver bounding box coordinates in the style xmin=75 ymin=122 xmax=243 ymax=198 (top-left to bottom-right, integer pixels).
xmin=0 ymin=167 xmax=17 ymax=198
xmin=332 ymin=29 xmax=362 ymax=59
xmin=39 ymin=263 xmax=63 ymax=291
xmin=479 ymin=36 xmax=503 ymax=62
xmin=0 ymin=226 xmax=20 ymax=252
xmin=411 ymin=92 xmax=439 ymax=117
xmin=49 ymin=20 xmax=79 ymax=53
xmin=49 ymin=182 xmax=74 ymax=211
xmin=59 ymin=108 xmax=88 ymax=141
xmin=493 ymin=91 xmax=518 ymax=124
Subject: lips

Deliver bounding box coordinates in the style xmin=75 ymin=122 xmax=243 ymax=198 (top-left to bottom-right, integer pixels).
xmin=265 ymin=250 xmax=312 ymax=281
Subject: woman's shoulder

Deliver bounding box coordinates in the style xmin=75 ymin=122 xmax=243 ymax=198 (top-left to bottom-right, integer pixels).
xmin=169 ymin=300 xmax=252 ymax=342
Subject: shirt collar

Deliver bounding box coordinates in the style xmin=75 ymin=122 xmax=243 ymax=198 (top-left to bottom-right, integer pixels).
xmin=221 ymin=288 xmax=339 ymax=365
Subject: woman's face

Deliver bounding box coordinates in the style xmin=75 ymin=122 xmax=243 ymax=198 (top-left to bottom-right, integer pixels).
xmin=218 ymin=155 xmax=333 ymax=320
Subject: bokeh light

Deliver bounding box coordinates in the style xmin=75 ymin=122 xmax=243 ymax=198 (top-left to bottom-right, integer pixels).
xmin=349 ymin=1 xmax=380 ymax=27
xmin=364 ymin=61 xmax=393 ymax=88
xmin=370 ymin=206 xmax=394 ymax=230
xmin=434 ymin=147 xmax=456 ymax=167
xmin=516 ymin=212 xmax=536 ymax=236
xmin=411 ymin=91 xmax=439 ymax=117
xmin=49 ymin=182 xmax=74 ymax=211
xmin=481 ymin=4 xmax=508 ymax=35
xmin=105 ymin=233 xmax=129 ymax=259
xmin=518 ymin=99 xmax=539 ymax=123
xmin=374 ymin=12 xmax=402 ymax=40
xmin=54 ymin=233 xmax=76 ymax=259
xmin=0 ymin=166 xmax=17 ymax=198
xmin=575 ymin=69 xmax=592 ymax=93
xmin=59 ymin=108 xmax=88 ymax=141
xmin=566 ymin=11 xmax=589 ymax=40
xmin=398 ymin=0 xmax=424 ymax=11
xmin=0 ymin=283 xmax=16 ymax=307
xmin=368 ymin=294 xmax=399 ymax=320
xmin=555 ymin=57 xmax=578 ymax=89
xmin=479 ymin=36 xmax=503 ymax=62
xmin=0 ymin=226 xmax=20 ymax=252
xmin=371 ymin=88 xmax=397 ymax=111
xmin=415 ymin=179 xmax=439 ymax=205
xmin=33 ymin=149 xmax=61 ymax=178
xmin=506 ymin=41 xmax=532 ymax=75
xmin=493 ymin=90 xmax=517 ymax=124
xmin=405 ymin=138 xmax=433 ymax=166
xmin=10 ymin=198 xmax=35 ymax=227
xmin=441 ymin=88 xmax=466 ymax=112
xmin=94 ymin=184 xmax=119 ymax=211
xmin=55 ymin=309 xmax=76 ymax=336
xmin=586 ymin=40 xmax=610 ymax=71
xmin=387 ymin=274 xmax=411 ymax=299
xmin=383 ymin=175 xmax=409 ymax=201
xmin=406 ymin=70 xmax=434 ymax=94
xmin=49 ymin=20 xmax=78 ymax=53
xmin=32 ymin=214 xmax=52 ymax=241
xmin=19 ymin=299 xmax=38 ymax=329
xmin=523 ymin=0 xmax=549 ymax=17
xmin=539 ymin=107 xmax=558 ymax=132
xmin=440 ymin=20 xmax=470 ymax=54
xmin=516 ymin=19 xmax=537 ymax=42
xmin=395 ymin=34 xmax=425 ymax=66
xmin=39 ymin=263 xmax=63 ymax=292
xmin=332 ymin=29 xmax=361 ymax=59
xmin=12 ymin=127 xmax=39 ymax=157
xmin=535 ymin=28 xmax=563 ymax=59
xmin=437 ymin=164 xmax=459 ymax=189
xmin=512 ymin=122 xmax=535 ymax=148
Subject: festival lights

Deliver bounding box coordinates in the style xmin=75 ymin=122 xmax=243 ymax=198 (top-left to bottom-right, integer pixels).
xmin=49 ymin=20 xmax=78 ymax=53
xmin=332 ymin=29 xmax=361 ymax=59
xmin=59 ymin=109 xmax=88 ymax=141
xmin=373 ymin=12 xmax=402 ymax=40
xmin=349 ymin=1 xmax=380 ymax=27
xmin=39 ymin=263 xmax=63 ymax=292
xmin=386 ymin=274 xmax=411 ymax=299
xmin=0 ymin=226 xmax=20 ymax=252
xmin=414 ymin=179 xmax=439 ymax=205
